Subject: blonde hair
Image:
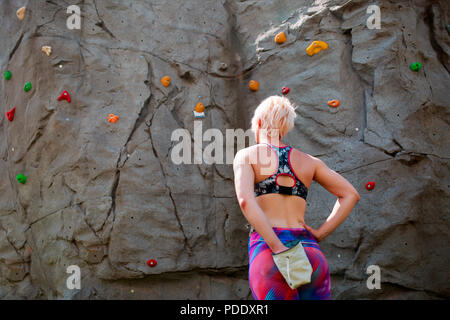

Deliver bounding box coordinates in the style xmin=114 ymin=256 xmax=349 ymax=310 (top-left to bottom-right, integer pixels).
xmin=251 ymin=95 xmax=297 ymax=139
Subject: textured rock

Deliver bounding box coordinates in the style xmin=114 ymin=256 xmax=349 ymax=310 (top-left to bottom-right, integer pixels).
xmin=0 ymin=0 xmax=449 ymax=299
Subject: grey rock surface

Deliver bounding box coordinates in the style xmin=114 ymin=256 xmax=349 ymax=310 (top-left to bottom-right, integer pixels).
xmin=0 ymin=0 xmax=449 ymax=299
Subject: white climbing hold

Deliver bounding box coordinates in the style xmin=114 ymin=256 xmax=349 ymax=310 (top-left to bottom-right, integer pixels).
xmin=59 ymin=65 xmax=63 ymax=69
xmin=337 ymin=254 xmax=341 ymax=258
xmin=355 ymin=128 xmax=359 ymax=131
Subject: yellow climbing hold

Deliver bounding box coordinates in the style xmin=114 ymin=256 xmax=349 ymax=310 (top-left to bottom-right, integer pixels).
xmin=42 ymin=46 xmax=52 ymax=56
xmin=306 ymin=41 xmax=328 ymax=56
xmin=16 ymin=7 xmax=26 ymax=21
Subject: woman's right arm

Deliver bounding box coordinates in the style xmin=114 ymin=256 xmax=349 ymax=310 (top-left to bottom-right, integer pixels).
xmin=305 ymin=157 xmax=360 ymax=242
xmin=233 ymin=149 xmax=289 ymax=254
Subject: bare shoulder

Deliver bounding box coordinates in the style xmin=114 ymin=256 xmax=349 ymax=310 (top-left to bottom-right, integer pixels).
xmin=290 ymin=147 xmax=320 ymax=165
xmin=233 ymin=145 xmax=258 ymax=167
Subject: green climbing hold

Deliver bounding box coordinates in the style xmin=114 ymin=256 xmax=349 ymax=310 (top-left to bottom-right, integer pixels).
xmin=16 ymin=174 xmax=27 ymax=184
xmin=447 ymin=24 xmax=450 ymax=33
xmin=24 ymin=81 xmax=32 ymax=92
xmin=410 ymin=62 xmax=422 ymax=72
xmin=4 ymin=70 xmax=12 ymax=80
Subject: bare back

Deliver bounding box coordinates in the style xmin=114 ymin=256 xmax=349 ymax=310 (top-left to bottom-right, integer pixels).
xmin=247 ymin=143 xmax=316 ymax=228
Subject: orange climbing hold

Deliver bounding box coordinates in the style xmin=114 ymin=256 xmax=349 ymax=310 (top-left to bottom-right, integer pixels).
xmin=161 ymin=76 xmax=171 ymax=87
xmin=16 ymin=7 xmax=26 ymax=21
xmin=107 ymin=114 xmax=119 ymax=123
xmin=274 ymin=32 xmax=287 ymax=44
xmin=193 ymin=102 xmax=205 ymax=118
xmin=306 ymin=41 xmax=328 ymax=56
xmin=249 ymin=80 xmax=259 ymax=92
xmin=328 ymin=100 xmax=340 ymax=108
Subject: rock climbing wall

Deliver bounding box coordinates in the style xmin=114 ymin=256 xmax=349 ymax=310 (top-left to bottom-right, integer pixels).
xmin=0 ymin=0 xmax=449 ymax=299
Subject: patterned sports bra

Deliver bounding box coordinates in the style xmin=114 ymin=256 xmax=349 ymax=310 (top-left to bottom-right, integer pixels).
xmin=254 ymin=143 xmax=308 ymax=201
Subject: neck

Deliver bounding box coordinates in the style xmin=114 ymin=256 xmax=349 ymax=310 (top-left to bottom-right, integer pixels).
xmin=258 ymin=136 xmax=284 ymax=147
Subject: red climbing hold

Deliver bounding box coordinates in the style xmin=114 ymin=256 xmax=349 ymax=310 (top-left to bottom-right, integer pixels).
xmin=57 ymin=90 xmax=71 ymax=103
xmin=365 ymin=181 xmax=375 ymax=190
xmin=281 ymin=86 xmax=290 ymax=95
xmin=146 ymin=259 xmax=157 ymax=267
xmin=6 ymin=107 xmax=15 ymax=121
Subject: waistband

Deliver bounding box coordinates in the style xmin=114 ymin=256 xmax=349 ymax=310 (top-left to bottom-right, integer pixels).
xmin=249 ymin=226 xmax=317 ymax=245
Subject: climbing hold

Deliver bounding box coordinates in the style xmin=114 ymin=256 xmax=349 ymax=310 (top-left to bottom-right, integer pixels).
xmin=218 ymin=62 xmax=228 ymax=71
xmin=306 ymin=40 xmax=328 ymax=56
xmin=410 ymin=62 xmax=422 ymax=72
xmin=41 ymin=46 xmax=52 ymax=56
xmin=16 ymin=174 xmax=27 ymax=184
xmin=107 ymin=113 xmax=119 ymax=123
xmin=4 ymin=70 xmax=12 ymax=80
xmin=328 ymin=100 xmax=340 ymax=108
xmin=281 ymin=86 xmax=290 ymax=95
xmin=365 ymin=181 xmax=375 ymax=190
xmin=193 ymin=102 xmax=205 ymax=118
xmin=16 ymin=7 xmax=26 ymax=21
xmin=274 ymin=32 xmax=287 ymax=44
xmin=6 ymin=107 xmax=15 ymax=122
xmin=146 ymin=259 xmax=157 ymax=267
xmin=24 ymin=82 xmax=32 ymax=92
xmin=57 ymin=90 xmax=71 ymax=103
xmin=249 ymin=80 xmax=259 ymax=92
xmin=161 ymin=76 xmax=171 ymax=87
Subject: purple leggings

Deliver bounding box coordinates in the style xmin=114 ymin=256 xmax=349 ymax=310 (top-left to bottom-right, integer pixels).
xmin=248 ymin=227 xmax=331 ymax=300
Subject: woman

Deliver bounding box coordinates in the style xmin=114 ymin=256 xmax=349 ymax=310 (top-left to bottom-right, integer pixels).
xmin=233 ymin=96 xmax=360 ymax=300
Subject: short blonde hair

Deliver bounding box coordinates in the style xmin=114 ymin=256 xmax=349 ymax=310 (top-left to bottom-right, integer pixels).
xmin=251 ymin=96 xmax=297 ymax=139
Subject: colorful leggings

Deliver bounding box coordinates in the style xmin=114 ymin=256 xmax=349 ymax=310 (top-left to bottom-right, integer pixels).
xmin=248 ymin=227 xmax=331 ymax=300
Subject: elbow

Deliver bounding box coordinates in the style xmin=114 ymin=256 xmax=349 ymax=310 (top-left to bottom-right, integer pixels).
xmin=237 ymin=196 xmax=254 ymax=211
xmin=351 ymin=189 xmax=360 ymax=202
xmin=237 ymin=197 xmax=247 ymax=211
xmin=340 ymin=189 xmax=360 ymax=203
